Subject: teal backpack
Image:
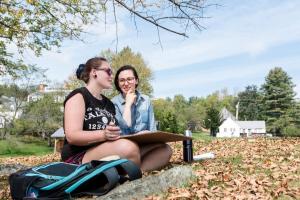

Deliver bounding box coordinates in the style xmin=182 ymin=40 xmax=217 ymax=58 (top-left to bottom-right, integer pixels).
xmin=9 ymin=159 xmax=142 ymax=200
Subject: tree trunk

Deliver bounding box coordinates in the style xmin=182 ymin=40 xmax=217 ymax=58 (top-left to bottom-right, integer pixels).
xmin=0 ymin=129 xmax=4 ymax=140
xmin=47 ymin=135 xmax=52 ymax=147
xmin=1 ymin=122 xmax=7 ymax=140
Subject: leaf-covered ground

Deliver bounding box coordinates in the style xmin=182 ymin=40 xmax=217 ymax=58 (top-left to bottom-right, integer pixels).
xmin=1 ymin=137 xmax=300 ymax=199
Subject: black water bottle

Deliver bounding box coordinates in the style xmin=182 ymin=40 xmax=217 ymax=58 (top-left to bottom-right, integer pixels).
xmin=183 ymin=130 xmax=193 ymax=162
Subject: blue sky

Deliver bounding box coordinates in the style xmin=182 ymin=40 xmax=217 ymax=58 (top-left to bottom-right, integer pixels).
xmin=17 ymin=0 xmax=300 ymax=99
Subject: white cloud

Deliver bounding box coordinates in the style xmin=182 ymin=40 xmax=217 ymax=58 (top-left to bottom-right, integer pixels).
xmin=153 ymin=54 xmax=300 ymax=98
xmin=153 ymin=63 xmax=268 ymax=96
xmin=142 ymin=1 xmax=300 ymax=71
xmin=82 ymin=19 xmax=127 ymax=42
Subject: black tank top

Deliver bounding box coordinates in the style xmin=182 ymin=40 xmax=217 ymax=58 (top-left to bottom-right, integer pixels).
xmin=61 ymin=87 xmax=117 ymax=161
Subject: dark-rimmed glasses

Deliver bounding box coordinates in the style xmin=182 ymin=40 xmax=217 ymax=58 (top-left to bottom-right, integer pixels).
xmin=96 ymin=68 xmax=113 ymax=76
xmin=118 ymin=77 xmax=135 ymax=85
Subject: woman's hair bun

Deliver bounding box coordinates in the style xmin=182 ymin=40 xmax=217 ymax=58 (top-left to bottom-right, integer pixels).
xmin=76 ymin=64 xmax=85 ymax=79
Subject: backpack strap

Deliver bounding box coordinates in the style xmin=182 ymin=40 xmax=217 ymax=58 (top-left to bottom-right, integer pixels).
xmin=64 ymin=159 xmax=128 ymax=194
xmin=39 ymin=164 xmax=88 ymax=190
xmin=82 ymin=167 xmax=120 ymax=196
xmin=64 ymin=167 xmax=120 ymax=197
xmin=116 ymin=159 xmax=142 ymax=183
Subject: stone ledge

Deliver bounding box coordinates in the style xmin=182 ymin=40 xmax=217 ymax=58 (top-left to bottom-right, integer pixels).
xmin=79 ymin=165 xmax=194 ymax=200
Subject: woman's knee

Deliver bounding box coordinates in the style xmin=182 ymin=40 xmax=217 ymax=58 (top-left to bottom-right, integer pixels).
xmin=113 ymin=139 xmax=141 ymax=165
xmin=114 ymin=139 xmax=140 ymax=157
xmin=163 ymin=144 xmax=173 ymax=159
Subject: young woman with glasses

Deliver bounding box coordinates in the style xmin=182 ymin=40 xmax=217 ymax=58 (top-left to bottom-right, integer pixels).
xmin=61 ymin=57 xmax=140 ymax=166
xmin=112 ymin=65 xmax=172 ymax=171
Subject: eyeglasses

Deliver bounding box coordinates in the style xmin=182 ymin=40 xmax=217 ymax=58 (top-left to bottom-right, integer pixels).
xmin=96 ymin=68 xmax=113 ymax=76
xmin=118 ymin=77 xmax=135 ymax=84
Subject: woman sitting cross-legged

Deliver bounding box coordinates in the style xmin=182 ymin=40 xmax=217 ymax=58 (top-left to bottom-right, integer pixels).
xmin=112 ymin=65 xmax=172 ymax=172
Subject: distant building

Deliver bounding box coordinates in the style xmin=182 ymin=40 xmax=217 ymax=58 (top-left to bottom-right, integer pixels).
xmin=217 ymin=117 xmax=266 ymax=137
xmin=27 ymin=83 xmax=71 ymax=103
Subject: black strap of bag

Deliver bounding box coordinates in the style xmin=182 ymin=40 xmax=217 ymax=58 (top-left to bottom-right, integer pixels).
xmin=78 ymin=166 xmax=120 ymax=196
xmin=116 ymin=160 xmax=143 ymax=183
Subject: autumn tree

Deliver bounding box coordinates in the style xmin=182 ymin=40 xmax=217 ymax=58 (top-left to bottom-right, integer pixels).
xmin=261 ymin=67 xmax=296 ymax=136
xmin=1 ymin=0 xmax=212 ymax=75
xmin=0 ymin=0 xmax=101 ymax=75
xmin=63 ymin=74 xmax=85 ymax=90
xmin=64 ymin=47 xmax=154 ymax=98
xmin=100 ymin=46 xmax=154 ymax=97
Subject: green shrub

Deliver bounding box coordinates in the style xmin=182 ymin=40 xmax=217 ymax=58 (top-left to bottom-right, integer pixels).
xmin=283 ymin=125 xmax=300 ymax=137
xmin=0 ymin=137 xmax=23 ymax=155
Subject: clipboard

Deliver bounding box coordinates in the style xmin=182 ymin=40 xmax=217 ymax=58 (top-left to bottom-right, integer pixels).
xmin=121 ymin=131 xmax=192 ymax=144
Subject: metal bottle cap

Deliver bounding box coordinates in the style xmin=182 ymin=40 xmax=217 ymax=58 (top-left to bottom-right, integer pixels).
xmin=184 ymin=130 xmax=192 ymax=137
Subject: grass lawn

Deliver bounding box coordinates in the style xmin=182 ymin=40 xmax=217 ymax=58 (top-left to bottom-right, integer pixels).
xmin=192 ymin=131 xmax=214 ymax=143
xmin=0 ymin=136 xmax=52 ymax=157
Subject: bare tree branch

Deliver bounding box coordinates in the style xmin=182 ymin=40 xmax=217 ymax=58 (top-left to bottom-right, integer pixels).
xmin=167 ymin=0 xmax=205 ymax=31
xmin=112 ymin=0 xmax=119 ymax=52
xmin=155 ymin=25 xmax=163 ymax=50
xmin=114 ymin=0 xmax=189 ymax=37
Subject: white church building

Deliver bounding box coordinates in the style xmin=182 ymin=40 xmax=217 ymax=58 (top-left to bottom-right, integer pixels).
xmin=217 ymin=108 xmax=266 ymax=137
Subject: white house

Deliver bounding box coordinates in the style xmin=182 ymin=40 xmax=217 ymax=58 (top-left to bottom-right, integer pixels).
xmin=218 ymin=118 xmax=240 ymax=137
xmin=237 ymin=120 xmax=266 ymax=136
xmin=27 ymin=83 xmax=71 ymax=103
xmin=217 ymin=117 xmax=266 ymax=137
